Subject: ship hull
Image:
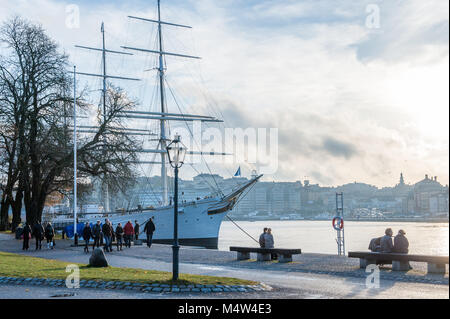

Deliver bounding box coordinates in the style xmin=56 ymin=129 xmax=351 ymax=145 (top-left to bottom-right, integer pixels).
xmin=86 ymin=197 xmax=227 ymax=249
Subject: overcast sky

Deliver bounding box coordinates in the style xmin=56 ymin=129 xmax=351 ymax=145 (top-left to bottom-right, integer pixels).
xmin=0 ymin=0 xmax=448 ymax=187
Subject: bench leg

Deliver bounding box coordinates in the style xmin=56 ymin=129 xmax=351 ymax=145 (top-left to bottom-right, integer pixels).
xmin=257 ymin=253 xmax=271 ymax=261
xmin=360 ymin=258 xmax=377 ymax=268
xmin=427 ymin=263 xmax=446 ymax=274
xmin=279 ymin=254 xmax=292 ymax=263
xmin=392 ymin=260 xmax=410 ymax=271
xmin=236 ymin=252 xmax=250 ymax=260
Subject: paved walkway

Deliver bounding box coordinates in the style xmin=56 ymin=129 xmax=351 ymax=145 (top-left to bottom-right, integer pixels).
xmin=0 ymin=233 xmax=448 ymax=299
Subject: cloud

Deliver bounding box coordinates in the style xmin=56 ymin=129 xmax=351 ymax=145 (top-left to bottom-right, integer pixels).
xmin=0 ymin=0 xmax=447 ymax=187
xmin=321 ymin=137 xmax=358 ymax=159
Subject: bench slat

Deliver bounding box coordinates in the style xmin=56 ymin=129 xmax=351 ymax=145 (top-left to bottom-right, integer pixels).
xmin=348 ymin=251 xmax=449 ymax=264
xmin=230 ymin=246 xmax=301 ymax=255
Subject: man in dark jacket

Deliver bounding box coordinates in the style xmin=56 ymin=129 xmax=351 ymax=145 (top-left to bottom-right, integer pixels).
xmin=32 ymin=221 xmax=44 ymax=250
xmin=22 ymin=223 xmax=32 ymax=250
xmin=134 ymin=220 xmax=140 ymax=241
xmin=115 ymin=223 xmax=124 ymax=251
xmin=102 ymin=219 xmax=113 ymax=252
xmin=82 ymin=223 xmax=93 ymax=253
xmin=143 ymin=217 xmax=156 ymax=248
xmin=380 ymin=228 xmax=394 ymax=253
xmin=259 ymin=228 xmax=267 ymax=248
xmin=92 ymin=220 xmax=102 ymax=249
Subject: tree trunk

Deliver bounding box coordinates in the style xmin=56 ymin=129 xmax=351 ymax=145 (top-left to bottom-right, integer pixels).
xmin=0 ymin=197 xmax=9 ymax=231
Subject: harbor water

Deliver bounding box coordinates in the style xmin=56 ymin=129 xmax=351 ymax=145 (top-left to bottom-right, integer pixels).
xmin=218 ymin=220 xmax=449 ymax=255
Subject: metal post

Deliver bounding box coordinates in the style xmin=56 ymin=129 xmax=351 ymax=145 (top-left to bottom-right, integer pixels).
xmin=172 ymin=165 xmax=179 ymax=281
xmin=73 ymin=66 xmax=78 ymax=245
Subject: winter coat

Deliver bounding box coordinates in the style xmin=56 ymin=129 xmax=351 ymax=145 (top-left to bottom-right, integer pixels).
xmin=92 ymin=224 xmax=102 ymax=237
xmin=134 ymin=223 xmax=140 ymax=234
xmin=144 ymin=220 xmax=156 ymax=234
xmin=259 ymin=233 xmax=266 ymax=248
xmin=124 ymin=222 xmax=134 ymax=236
xmin=263 ymin=233 xmax=274 ymax=248
xmin=393 ymin=234 xmax=409 ymax=253
xmin=22 ymin=225 xmax=32 ymax=238
xmin=32 ymin=224 xmax=44 ymax=239
xmin=380 ymin=235 xmax=394 ymax=253
xmin=115 ymin=226 xmax=124 ymax=239
xmin=45 ymin=224 xmax=55 ymax=239
xmin=82 ymin=225 xmax=93 ymax=241
xmin=102 ymin=223 xmax=113 ymax=237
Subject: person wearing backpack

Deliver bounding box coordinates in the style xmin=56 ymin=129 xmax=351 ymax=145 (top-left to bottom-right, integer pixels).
xmin=143 ymin=217 xmax=156 ymax=248
xmin=32 ymin=221 xmax=44 ymax=250
xmin=45 ymin=222 xmax=55 ymax=249
xmin=92 ymin=220 xmax=102 ymax=249
xmin=82 ymin=223 xmax=93 ymax=253
xmin=115 ymin=223 xmax=124 ymax=251
xmin=102 ymin=219 xmax=113 ymax=252
xmin=22 ymin=223 xmax=32 ymax=251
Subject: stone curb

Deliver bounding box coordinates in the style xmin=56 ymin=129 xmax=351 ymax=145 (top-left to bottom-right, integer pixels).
xmin=0 ymin=276 xmax=271 ymax=294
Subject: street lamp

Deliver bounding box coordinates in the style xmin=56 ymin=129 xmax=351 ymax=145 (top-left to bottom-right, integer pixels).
xmin=166 ymin=134 xmax=187 ymax=281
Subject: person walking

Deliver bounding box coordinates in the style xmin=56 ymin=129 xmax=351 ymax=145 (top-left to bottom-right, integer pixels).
xmin=44 ymin=222 xmax=55 ymax=249
xmin=143 ymin=217 xmax=156 ymax=248
xmin=134 ymin=220 xmax=140 ymax=241
xmin=115 ymin=223 xmax=124 ymax=251
xmin=259 ymin=228 xmax=268 ymax=248
xmin=264 ymin=228 xmax=277 ymax=260
xmin=123 ymin=220 xmax=134 ymax=248
xmin=32 ymin=221 xmax=44 ymax=250
xmin=380 ymin=228 xmax=394 ymax=253
xmin=82 ymin=223 xmax=93 ymax=253
xmin=102 ymin=219 xmax=113 ymax=252
xmin=22 ymin=223 xmax=32 ymax=251
xmin=92 ymin=220 xmax=102 ymax=249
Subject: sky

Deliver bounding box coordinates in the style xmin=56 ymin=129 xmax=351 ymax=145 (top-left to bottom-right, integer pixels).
xmin=0 ymin=0 xmax=448 ymax=188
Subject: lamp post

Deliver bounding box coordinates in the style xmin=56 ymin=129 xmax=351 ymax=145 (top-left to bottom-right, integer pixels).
xmin=166 ymin=135 xmax=187 ymax=281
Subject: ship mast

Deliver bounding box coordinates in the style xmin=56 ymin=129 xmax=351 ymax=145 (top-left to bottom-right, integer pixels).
xmin=157 ymin=0 xmax=169 ymax=206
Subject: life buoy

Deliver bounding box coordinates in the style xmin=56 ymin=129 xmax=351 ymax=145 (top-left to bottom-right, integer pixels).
xmin=332 ymin=216 xmax=344 ymax=230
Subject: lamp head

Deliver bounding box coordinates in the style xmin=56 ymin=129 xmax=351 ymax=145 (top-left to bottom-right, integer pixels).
xmin=166 ymin=134 xmax=187 ymax=168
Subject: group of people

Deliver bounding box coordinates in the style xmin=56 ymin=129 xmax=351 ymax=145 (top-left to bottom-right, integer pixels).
xmin=258 ymin=227 xmax=277 ymax=260
xmin=369 ymin=228 xmax=409 ymax=253
xmin=81 ymin=217 xmax=156 ymax=253
xmin=21 ymin=221 xmax=55 ymax=251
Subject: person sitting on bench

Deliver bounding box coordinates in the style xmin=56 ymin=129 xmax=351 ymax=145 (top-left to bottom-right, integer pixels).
xmin=380 ymin=228 xmax=394 ymax=253
xmin=393 ymin=229 xmax=409 ymax=253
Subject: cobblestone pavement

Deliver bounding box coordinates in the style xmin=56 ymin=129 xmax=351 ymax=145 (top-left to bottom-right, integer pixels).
xmin=0 ymin=233 xmax=448 ymax=298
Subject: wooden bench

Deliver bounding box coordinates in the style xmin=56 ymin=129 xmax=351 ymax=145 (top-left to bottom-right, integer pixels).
xmin=230 ymin=246 xmax=301 ymax=263
xmin=348 ymin=251 xmax=449 ymax=274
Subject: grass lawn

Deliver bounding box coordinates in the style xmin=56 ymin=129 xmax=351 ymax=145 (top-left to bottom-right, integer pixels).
xmin=0 ymin=251 xmax=257 ymax=286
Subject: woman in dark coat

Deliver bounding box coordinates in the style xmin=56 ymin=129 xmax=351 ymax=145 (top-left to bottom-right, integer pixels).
xmin=82 ymin=223 xmax=93 ymax=253
xmin=22 ymin=223 xmax=32 ymax=250
xmin=44 ymin=222 xmax=55 ymax=249
xmin=115 ymin=223 xmax=124 ymax=251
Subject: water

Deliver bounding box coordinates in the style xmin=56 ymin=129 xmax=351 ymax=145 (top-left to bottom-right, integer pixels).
xmin=218 ymin=220 xmax=449 ymax=255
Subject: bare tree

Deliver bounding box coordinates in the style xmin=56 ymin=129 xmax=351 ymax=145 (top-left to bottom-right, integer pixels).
xmin=0 ymin=17 xmax=141 ymax=229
